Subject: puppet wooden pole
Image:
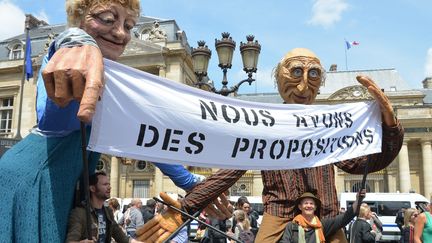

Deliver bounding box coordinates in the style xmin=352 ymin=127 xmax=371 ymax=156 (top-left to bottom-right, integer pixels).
xmin=356 ymin=157 xmax=370 ymax=216
xmin=81 ymin=121 xmax=93 ymax=240
xmin=154 ymin=197 xmax=241 ymax=243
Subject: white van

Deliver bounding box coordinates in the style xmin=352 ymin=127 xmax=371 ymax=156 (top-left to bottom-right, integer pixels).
xmin=339 ymin=192 xmax=429 ymax=242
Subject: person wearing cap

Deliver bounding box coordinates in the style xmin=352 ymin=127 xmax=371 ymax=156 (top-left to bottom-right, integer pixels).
xmin=279 ymin=190 xmax=366 ymax=243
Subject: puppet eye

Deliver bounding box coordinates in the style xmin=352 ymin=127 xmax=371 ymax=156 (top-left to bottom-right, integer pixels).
xmin=292 ymin=68 xmax=303 ymax=77
xmin=308 ymin=69 xmax=320 ymax=78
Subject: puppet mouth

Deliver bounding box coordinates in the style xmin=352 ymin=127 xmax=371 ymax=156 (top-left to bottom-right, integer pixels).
xmin=292 ymin=93 xmax=309 ymax=102
xmin=100 ymin=37 xmax=125 ymax=47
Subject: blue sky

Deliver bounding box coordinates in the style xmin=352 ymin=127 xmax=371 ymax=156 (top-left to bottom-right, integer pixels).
xmin=1 ymin=0 xmax=431 ymax=94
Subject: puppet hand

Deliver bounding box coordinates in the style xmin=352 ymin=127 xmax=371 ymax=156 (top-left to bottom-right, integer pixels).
xmin=204 ymin=193 xmax=233 ymax=220
xmin=136 ymin=192 xmax=183 ymax=243
xmin=42 ymin=45 xmax=104 ymax=123
xmin=356 ymin=75 xmax=396 ymax=126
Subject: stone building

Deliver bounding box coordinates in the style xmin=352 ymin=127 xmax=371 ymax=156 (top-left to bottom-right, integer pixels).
xmin=1 ymin=15 xmax=431 ymax=200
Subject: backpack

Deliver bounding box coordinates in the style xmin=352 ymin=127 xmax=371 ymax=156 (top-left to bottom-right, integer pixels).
xmin=239 ymin=229 xmax=255 ymax=243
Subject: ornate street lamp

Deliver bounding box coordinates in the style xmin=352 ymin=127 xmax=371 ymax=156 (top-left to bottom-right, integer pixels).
xmin=191 ymin=32 xmax=261 ymax=96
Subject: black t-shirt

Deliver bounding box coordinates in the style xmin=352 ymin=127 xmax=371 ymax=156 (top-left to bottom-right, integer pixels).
xmin=95 ymin=208 xmax=107 ymax=243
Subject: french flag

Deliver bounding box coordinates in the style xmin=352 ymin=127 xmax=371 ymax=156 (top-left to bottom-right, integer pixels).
xmin=345 ymin=40 xmax=359 ymax=50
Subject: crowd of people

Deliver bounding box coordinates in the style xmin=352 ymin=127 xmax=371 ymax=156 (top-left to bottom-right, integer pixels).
xmin=393 ymin=204 xmax=432 ymax=243
xmin=65 ymin=174 xmax=432 ymax=243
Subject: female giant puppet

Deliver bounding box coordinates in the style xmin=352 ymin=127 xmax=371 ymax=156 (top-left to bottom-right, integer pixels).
xmin=136 ymin=48 xmax=404 ymax=243
xmin=0 ymin=1 xmax=206 ymax=242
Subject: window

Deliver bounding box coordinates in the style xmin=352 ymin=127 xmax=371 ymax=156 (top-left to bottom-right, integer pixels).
xmin=346 ymin=200 xmax=410 ymax=216
xmin=136 ymin=160 xmax=147 ymax=170
xmin=10 ymin=44 xmax=23 ymax=60
xmin=133 ymin=180 xmax=150 ymax=198
xmin=96 ymin=160 xmax=105 ymax=171
xmin=0 ymin=97 xmax=14 ymax=134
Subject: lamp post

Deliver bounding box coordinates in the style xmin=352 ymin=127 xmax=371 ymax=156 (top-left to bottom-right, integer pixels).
xmin=191 ymin=32 xmax=261 ymax=96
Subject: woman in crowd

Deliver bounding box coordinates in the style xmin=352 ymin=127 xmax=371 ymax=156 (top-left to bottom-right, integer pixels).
xmin=108 ymin=198 xmax=123 ymax=224
xmin=401 ymin=208 xmax=418 ymax=243
xmin=349 ymin=204 xmax=377 ymax=243
xmin=233 ymin=210 xmax=254 ymax=243
xmin=414 ymin=202 xmax=432 ymax=243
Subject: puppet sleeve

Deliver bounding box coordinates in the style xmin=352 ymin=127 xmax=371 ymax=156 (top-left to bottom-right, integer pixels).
xmin=181 ymin=169 xmax=246 ymax=213
xmin=152 ymin=162 xmax=205 ymax=191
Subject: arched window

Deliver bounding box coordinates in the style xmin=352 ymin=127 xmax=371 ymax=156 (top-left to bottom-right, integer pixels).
xmin=10 ymin=44 xmax=23 ymax=60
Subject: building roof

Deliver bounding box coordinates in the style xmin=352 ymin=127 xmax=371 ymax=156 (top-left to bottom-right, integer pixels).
xmin=238 ymin=68 xmax=430 ymax=104
xmin=322 ymin=68 xmax=412 ymax=93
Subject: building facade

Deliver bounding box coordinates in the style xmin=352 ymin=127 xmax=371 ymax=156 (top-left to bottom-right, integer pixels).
xmin=1 ymin=15 xmax=431 ymax=201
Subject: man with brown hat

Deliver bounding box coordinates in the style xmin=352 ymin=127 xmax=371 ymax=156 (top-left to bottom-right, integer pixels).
xmin=279 ymin=190 xmax=366 ymax=243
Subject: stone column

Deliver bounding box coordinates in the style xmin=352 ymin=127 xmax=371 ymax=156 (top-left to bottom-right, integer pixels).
xmin=398 ymin=141 xmax=411 ymax=192
xmin=154 ymin=167 xmax=164 ymax=196
xmin=421 ymin=140 xmax=432 ymax=199
xmin=110 ymin=156 xmax=119 ymax=197
xmin=158 ymin=65 xmax=166 ymax=78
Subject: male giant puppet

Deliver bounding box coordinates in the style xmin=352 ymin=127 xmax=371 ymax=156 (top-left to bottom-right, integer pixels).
xmin=136 ymin=48 xmax=404 ymax=242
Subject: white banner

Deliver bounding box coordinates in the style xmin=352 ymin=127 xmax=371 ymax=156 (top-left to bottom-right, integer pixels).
xmin=88 ymin=59 xmax=382 ymax=170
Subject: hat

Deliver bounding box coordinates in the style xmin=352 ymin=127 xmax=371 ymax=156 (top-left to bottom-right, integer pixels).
xmin=295 ymin=192 xmax=322 ymax=213
xmin=296 ymin=192 xmax=321 ymax=205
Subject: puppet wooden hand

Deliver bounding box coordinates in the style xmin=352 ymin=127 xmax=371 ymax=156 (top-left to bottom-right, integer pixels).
xmin=42 ymin=45 xmax=104 ymax=123
xmin=356 ymin=75 xmax=397 ymax=127
xmin=204 ymin=193 xmax=233 ymax=220
xmin=136 ymin=192 xmax=183 ymax=243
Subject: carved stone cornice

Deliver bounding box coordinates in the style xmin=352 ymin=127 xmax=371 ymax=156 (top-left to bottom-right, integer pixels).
xmin=328 ymin=85 xmax=372 ymax=101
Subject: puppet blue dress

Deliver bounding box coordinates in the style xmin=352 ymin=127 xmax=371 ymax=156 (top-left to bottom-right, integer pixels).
xmin=0 ymin=28 xmax=202 ymax=242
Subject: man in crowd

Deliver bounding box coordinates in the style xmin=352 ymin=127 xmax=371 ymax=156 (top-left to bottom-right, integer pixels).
xmin=66 ymin=172 xmax=143 ymax=243
xmin=141 ymin=198 xmax=156 ymax=224
xmin=280 ymin=189 xmax=366 ymax=242
xmin=119 ymin=199 xmax=144 ymax=238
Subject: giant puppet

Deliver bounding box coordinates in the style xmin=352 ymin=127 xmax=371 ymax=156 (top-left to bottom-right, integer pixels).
xmin=0 ymin=0 xmax=223 ymax=242
xmin=136 ymin=48 xmax=404 ymax=242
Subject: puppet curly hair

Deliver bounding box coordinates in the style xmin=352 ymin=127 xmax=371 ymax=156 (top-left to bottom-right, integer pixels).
xmin=66 ymin=0 xmax=140 ymax=27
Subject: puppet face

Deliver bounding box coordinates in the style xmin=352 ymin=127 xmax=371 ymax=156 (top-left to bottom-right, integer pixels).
xmin=276 ymin=48 xmax=323 ymax=105
xmin=298 ymin=198 xmax=317 ymax=217
xmin=80 ymin=3 xmax=137 ymax=60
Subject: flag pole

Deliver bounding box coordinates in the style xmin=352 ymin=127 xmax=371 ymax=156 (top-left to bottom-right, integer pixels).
xmin=15 ymin=15 xmax=31 ymax=140
xmin=344 ymin=44 xmax=348 ymax=71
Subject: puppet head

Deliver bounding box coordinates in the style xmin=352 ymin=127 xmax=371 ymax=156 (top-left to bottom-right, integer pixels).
xmin=66 ymin=0 xmax=140 ymax=60
xmin=274 ymin=48 xmax=325 ymax=105
xmin=66 ymin=0 xmax=140 ymax=27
